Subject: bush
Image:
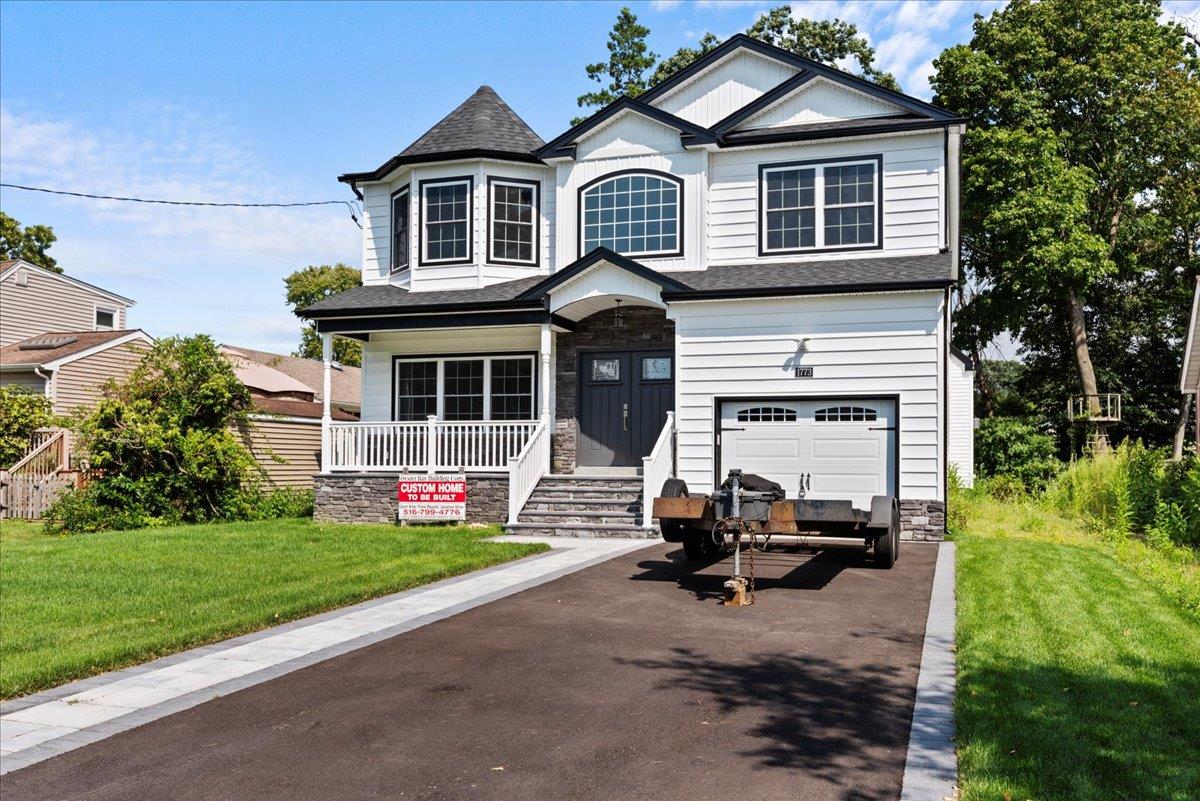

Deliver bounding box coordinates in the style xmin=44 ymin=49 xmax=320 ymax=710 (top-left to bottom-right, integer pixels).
xmin=1046 ymin=450 xmax=1132 ymax=534
xmin=0 ymin=386 xmax=60 ymax=468
xmin=975 ymin=416 xmax=1062 ymax=491
xmin=243 ymin=487 xmax=315 ymax=520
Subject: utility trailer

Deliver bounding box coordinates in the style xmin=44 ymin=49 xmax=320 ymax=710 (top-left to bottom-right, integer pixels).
xmin=652 ymin=470 xmax=901 ymax=602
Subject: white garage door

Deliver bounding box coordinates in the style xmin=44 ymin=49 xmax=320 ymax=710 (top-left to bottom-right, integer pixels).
xmin=719 ymin=398 xmax=897 ymax=509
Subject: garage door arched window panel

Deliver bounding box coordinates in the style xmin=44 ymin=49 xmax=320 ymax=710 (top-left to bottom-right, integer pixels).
xmin=580 ymin=171 xmax=682 ymax=258
xmin=736 ymin=406 xmax=798 ymax=423
xmin=814 ymin=406 xmax=878 ymax=423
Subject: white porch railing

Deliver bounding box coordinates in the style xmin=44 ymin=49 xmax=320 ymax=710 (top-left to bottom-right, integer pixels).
xmin=641 ymin=411 xmax=675 ymax=529
xmin=507 ymin=417 xmax=550 ymax=525
xmin=327 ymin=418 xmax=541 ymax=473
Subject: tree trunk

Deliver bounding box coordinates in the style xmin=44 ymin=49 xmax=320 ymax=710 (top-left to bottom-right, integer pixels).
xmin=973 ymin=345 xmax=996 ymax=417
xmin=1172 ymin=394 xmax=1191 ymax=460
xmin=1066 ymin=288 xmax=1101 ymax=415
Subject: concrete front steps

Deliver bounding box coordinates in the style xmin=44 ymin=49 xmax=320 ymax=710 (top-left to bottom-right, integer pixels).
xmin=504 ymin=475 xmax=661 ymax=539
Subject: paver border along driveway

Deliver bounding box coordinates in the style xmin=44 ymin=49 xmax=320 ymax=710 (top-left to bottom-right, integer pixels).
xmin=3 ymin=540 xmax=946 ymax=801
xmin=0 ymin=537 xmax=653 ymax=773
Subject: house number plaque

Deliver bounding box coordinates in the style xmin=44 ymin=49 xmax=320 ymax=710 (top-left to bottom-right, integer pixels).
xmin=794 ymin=366 xmax=814 ymax=378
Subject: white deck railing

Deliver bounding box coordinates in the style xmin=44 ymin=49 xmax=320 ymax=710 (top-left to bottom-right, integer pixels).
xmin=507 ymin=417 xmax=550 ymax=525
xmin=641 ymin=411 xmax=675 ymax=529
xmin=327 ymin=418 xmax=541 ymax=473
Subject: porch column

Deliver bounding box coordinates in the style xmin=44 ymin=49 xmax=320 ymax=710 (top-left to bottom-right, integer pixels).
xmin=539 ymin=323 xmax=552 ymax=421
xmin=320 ymin=332 xmax=332 ymax=473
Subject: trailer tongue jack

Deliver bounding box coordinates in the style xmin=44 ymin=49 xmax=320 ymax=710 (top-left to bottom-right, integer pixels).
xmin=651 ymin=469 xmax=903 ymax=602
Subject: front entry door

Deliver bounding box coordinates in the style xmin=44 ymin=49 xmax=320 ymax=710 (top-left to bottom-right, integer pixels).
xmin=578 ymin=350 xmax=674 ymax=468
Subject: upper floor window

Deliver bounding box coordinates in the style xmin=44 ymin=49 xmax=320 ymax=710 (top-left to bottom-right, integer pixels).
xmin=580 ymin=171 xmax=681 ymax=258
xmin=759 ymin=156 xmax=881 ymax=255
xmin=421 ymin=177 xmax=473 ymax=265
xmin=488 ymin=178 xmax=538 ymax=266
xmin=391 ymin=185 xmax=410 ymax=274
xmin=94 ymin=306 xmax=116 ymax=330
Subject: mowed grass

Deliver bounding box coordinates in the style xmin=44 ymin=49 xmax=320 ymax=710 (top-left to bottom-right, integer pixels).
xmin=955 ymin=496 xmax=1200 ymax=801
xmin=0 ymin=518 xmax=546 ymax=699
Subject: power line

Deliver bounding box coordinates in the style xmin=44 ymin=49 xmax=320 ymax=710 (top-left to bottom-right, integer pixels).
xmin=0 ymin=182 xmax=362 ymax=228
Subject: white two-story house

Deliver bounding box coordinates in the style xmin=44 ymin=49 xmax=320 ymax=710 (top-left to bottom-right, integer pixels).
xmin=303 ymin=34 xmax=975 ymax=539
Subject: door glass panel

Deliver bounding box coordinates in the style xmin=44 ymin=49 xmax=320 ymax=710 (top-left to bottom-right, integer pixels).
xmin=640 ymin=356 xmax=671 ymax=381
xmin=591 ymin=357 xmax=620 ymax=382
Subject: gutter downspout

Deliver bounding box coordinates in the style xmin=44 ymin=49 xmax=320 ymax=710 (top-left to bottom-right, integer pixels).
xmin=33 ymin=367 xmax=53 ymax=403
xmin=946 ymin=124 xmax=964 ymax=281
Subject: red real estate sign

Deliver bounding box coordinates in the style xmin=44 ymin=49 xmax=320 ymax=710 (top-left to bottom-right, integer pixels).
xmin=396 ymin=473 xmax=466 ymax=522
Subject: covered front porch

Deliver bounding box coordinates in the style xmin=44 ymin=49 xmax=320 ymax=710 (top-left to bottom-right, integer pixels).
xmin=306 ymin=251 xmax=683 ymax=527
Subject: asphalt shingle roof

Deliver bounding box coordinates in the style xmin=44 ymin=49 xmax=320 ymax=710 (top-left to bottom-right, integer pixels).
xmin=0 ymin=330 xmax=144 ymax=367
xmin=299 ymin=253 xmax=952 ymax=317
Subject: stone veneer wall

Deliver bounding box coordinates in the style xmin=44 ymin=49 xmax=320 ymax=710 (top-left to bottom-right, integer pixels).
xmin=552 ymin=306 xmax=675 ymax=473
xmin=900 ymin=499 xmax=946 ymax=541
xmin=314 ymin=473 xmax=508 ymax=525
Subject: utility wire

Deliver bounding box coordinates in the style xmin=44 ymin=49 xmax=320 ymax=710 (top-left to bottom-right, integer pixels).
xmin=0 ymin=182 xmax=362 ymax=228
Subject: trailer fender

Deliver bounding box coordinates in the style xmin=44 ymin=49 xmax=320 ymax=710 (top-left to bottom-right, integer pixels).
xmin=868 ymin=495 xmax=896 ymax=530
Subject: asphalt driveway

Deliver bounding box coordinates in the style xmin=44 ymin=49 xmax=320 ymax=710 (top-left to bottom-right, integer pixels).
xmin=4 ymin=542 xmax=938 ymax=801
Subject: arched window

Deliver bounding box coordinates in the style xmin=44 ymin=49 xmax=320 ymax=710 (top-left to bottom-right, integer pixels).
xmin=814 ymin=406 xmax=878 ymax=422
xmin=736 ymin=406 xmax=798 ymax=423
xmin=580 ymin=171 xmax=681 ymax=258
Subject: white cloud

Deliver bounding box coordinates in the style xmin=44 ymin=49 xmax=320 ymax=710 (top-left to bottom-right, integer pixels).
xmin=651 ymin=0 xmax=683 ymax=10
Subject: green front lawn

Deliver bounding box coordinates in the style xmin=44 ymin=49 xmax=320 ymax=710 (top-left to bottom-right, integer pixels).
xmin=955 ymin=495 xmax=1200 ymax=801
xmin=0 ymin=518 xmax=546 ymax=699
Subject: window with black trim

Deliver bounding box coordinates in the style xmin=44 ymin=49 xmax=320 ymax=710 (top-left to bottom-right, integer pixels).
xmin=590 ymin=358 xmax=621 ymax=383
xmin=391 ymin=186 xmax=410 ymax=273
xmin=737 ymin=406 xmax=798 ymax=422
xmin=581 ymin=172 xmax=680 ymax=257
xmin=490 ymin=179 xmax=537 ymax=265
xmin=443 ymin=359 xmax=484 ymax=421
xmin=760 ymin=157 xmax=879 ymax=254
xmin=814 ymin=406 xmax=878 ymax=422
xmin=422 ymin=178 xmax=471 ymax=263
xmin=490 ymin=358 xmax=534 ymax=420
xmin=395 ymin=360 xmax=437 ymax=421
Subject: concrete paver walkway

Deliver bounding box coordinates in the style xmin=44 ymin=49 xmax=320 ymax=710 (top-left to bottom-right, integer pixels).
xmin=0 ymin=536 xmax=654 ymax=774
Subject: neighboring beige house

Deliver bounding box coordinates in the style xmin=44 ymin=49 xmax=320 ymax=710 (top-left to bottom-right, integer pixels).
xmin=1182 ymin=276 xmax=1200 ymax=450
xmin=221 ymin=346 xmax=361 ymax=487
xmin=0 ymin=330 xmax=153 ymax=416
xmin=0 ymin=259 xmax=135 ymax=347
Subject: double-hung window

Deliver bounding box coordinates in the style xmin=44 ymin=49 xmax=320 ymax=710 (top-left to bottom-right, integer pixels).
xmin=580 ymin=171 xmax=681 ymax=258
xmin=391 ymin=185 xmax=410 ymax=273
xmin=393 ymin=355 xmax=535 ymax=422
xmin=759 ymin=156 xmax=881 ymax=254
xmin=489 ymin=178 xmax=538 ymax=266
xmin=421 ymin=177 xmax=472 ymax=264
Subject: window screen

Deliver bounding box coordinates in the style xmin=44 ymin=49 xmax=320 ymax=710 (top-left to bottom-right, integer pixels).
xmin=424 ymin=180 xmax=470 ymax=261
xmin=443 ymin=359 xmax=485 ymax=420
xmin=491 ymin=182 xmax=536 ymax=264
xmin=582 ymin=173 xmax=679 ymax=257
xmin=395 ymin=361 xmax=437 ymax=421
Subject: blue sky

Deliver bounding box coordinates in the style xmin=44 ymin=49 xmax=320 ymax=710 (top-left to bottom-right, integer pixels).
xmin=2 ymin=0 xmax=1197 ymax=355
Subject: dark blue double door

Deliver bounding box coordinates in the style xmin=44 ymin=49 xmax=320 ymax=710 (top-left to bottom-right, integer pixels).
xmin=578 ymin=350 xmax=674 ymax=468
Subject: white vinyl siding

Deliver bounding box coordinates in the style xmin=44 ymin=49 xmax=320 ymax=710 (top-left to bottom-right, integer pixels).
xmin=707 ymin=131 xmax=945 ymax=264
xmin=948 ymin=352 xmax=975 ymax=487
xmin=668 ymin=290 xmax=945 ymax=502
xmin=652 ymin=50 xmax=799 ymax=127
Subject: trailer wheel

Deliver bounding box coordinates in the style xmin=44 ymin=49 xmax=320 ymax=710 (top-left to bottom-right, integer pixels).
xmin=874 ymin=499 xmax=900 ymax=569
xmin=682 ymin=529 xmax=721 ymax=561
xmin=658 ymin=479 xmax=689 ymax=543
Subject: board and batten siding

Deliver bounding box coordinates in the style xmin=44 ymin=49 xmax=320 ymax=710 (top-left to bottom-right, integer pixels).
xmin=51 ymin=340 xmax=149 ymax=416
xmin=0 ymin=370 xmax=48 ymax=395
xmin=0 ymin=269 xmax=128 ymax=346
xmin=652 ymin=50 xmax=799 ymax=127
xmin=359 ymin=161 xmax=556 ymax=292
xmin=360 ymin=326 xmax=544 ymax=421
xmin=948 ymin=353 xmax=975 ymax=487
xmin=668 ymin=290 xmax=946 ymax=502
xmin=239 ymin=418 xmax=323 ymax=487
xmin=739 ymin=79 xmax=902 ymax=128
xmin=706 ymin=131 xmax=945 ymax=264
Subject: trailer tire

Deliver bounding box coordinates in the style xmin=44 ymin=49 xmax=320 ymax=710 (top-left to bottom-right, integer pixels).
xmin=682 ymin=529 xmax=720 ymax=561
xmin=658 ymin=479 xmax=690 ymax=542
xmin=874 ymin=499 xmax=900 ymax=569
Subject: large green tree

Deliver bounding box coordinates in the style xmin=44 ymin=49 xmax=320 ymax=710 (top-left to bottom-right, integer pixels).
xmin=650 ymin=6 xmax=898 ymax=89
xmin=0 ymin=212 xmax=59 ymax=272
xmin=283 ymin=263 xmax=362 ymax=367
xmin=574 ymin=7 xmax=657 ymax=124
xmin=934 ymin=0 xmax=1200 ymax=446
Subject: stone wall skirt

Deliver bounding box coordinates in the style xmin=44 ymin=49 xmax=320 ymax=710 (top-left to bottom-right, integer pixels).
xmin=900 ymin=499 xmax=946 ymax=541
xmin=314 ymin=473 xmax=508 ymax=525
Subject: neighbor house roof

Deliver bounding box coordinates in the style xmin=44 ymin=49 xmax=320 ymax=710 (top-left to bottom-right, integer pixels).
xmin=0 ymin=330 xmax=152 ymax=370
xmin=299 ymin=251 xmax=953 ymax=321
xmin=0 ymin=259 xmax=136 ymax=306
xmin=339 ymin=86 xmax=545 ymax=184
xmin=251 ymin=397 xmax=357 ymax=421
xmin=221 ymin=346 xmax=362 ymax=407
